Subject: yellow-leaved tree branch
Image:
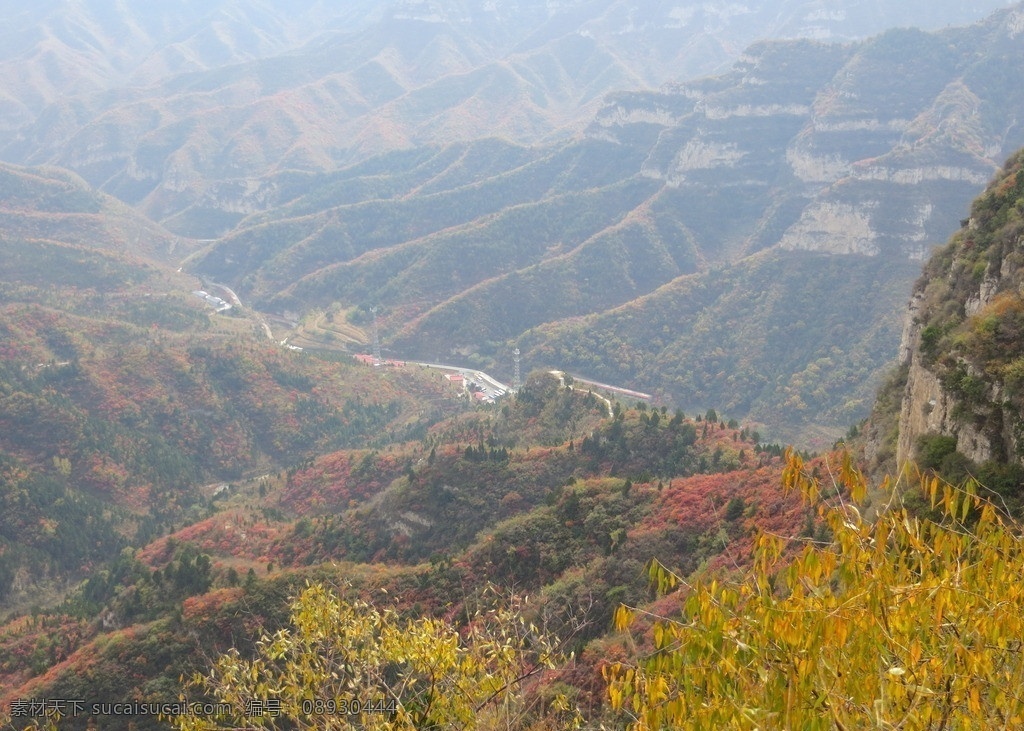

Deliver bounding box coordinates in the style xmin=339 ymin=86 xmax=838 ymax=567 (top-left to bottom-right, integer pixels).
xmin=604 ymin=449 xmax=1024 ymax=730
xmin=172 ymin=583 xmax=582 ymax=731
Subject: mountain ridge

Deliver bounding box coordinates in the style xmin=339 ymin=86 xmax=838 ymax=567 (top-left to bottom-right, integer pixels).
xmin=168 ymin=5 xmax=1024 ymax=443
xmin=4 ymin=8 xmax=1024 ymax=444
xmin=3 ymin=1 xmax=1019 ymax=232
xmin=893 ymin=151 xmax=1024 ymax=473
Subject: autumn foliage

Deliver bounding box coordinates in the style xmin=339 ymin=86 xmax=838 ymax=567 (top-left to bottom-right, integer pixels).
xmin=174 ymin=583 xmax=581 ymax=731
xmin=606 ymin=451 xmax=1024 ymax=729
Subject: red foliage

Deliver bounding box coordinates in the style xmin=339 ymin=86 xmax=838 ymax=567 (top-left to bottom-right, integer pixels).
xmin=637 ymin=461 xmax=805 ymax=576
xmin=648 ymin=464 xmax=795 ymax=533
xmin=279 ymin=450 xmax=405 ymax=516
xmin=0 ymin=614 xmax=95 ymax=706
xmin=182 ymin=588 xmax=245 ymax=622
xmin=137 ymin=511 xmax=286 ymax=566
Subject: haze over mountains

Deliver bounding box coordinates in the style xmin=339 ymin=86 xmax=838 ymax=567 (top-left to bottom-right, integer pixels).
xmin=2 ymin=0 xmax=1024 ymax=446
xmin=3 ymin=146 xmax=1024 ymax=731
xmin=6 ymin=4 xmax=1024 ymax=727
xmin=2 ymin=0 xmax=1017 ymax=226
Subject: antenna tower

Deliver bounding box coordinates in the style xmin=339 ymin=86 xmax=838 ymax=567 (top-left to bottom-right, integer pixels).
xmin=513 ymin=348 xmax=521 ymax=391
xmin=371 ymin=307 xmax=382 ymax=365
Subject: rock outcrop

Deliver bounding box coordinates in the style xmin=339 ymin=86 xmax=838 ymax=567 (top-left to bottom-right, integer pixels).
xmin=894 ymin=151 xmax=1024 ymax=468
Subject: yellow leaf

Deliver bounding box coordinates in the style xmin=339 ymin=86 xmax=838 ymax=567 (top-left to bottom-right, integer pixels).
xmin=909 ymin=640 xmax=922 ymax=667
xmin=969 ymin=685 xmax=981 ymax=713
xmin=614 ymin=604 xmax=635 ymax=632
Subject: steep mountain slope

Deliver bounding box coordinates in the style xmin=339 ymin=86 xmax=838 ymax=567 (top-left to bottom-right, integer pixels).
xmin=0 ymin=165 xmax=464 ymax=611
xmin=893 ymin=150 xmax=1024 ymax=474
xmin=525 ymin=250 xmax=922 ymax=443
xmin=1 ymin=1 xmax=1017 ymax=233
xmin=186 ymin=5 xmax=1024 ymax=443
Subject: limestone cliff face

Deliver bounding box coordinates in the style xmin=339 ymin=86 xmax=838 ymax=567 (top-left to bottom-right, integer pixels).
xmin=778 ymin=202 xmax=878 ymax=255
xmin=894 ymin=152 xmax=1024 ymax=468
xmin=589 ymin=13 xmax=1024 ymax=265
xmin=896 ymin=306 xmax=999 ymax=466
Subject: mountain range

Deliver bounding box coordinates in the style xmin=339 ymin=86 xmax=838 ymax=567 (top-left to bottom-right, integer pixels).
xmin=4 ymin=3 xmax=1024 ymax=727
xmin=3 ymin=151 xmax=1022 ymax=723
xmin=184 ymin=4 xmax=1024 ymax=443
xmin=2 ymin=3 xmax=1024 ymax=443
xmin=1 ymin=0 xmax=1017 ymax=230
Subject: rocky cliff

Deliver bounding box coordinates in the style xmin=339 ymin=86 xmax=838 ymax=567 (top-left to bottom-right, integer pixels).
xmin=2 ymin=1 xmax=1019 ymax=234
xmin=895 ymin=150 xmax=1024 ymax=469
xmin=592 ymin=10 xmax=1024 ymax=264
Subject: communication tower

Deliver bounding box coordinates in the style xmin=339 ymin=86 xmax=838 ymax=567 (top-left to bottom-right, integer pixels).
xmin=513 ymin=348 xmax=521 ymax=391
xmin=371 ymin=307 xmax=382 ymax=366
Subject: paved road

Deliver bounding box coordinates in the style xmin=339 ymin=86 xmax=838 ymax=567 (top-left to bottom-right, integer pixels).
xmin=189 ymin=281 xmax=639 ymax=412
xmin=201 ymin=277 xmax=275 ymax=341
xmin=550 ymin=370 xmax=614 ymax=418
xmin=411 ymin=361 xmax=510 ymax=393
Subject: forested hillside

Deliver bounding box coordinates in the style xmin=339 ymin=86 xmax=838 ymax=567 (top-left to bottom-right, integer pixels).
xmin=0 ymin=6 xmax=1022 ymax=446
xmin=3 ymin=4 xmax=1024 ymax=729
xmin=0 ymin=166 xmax=463 ymax=611
xmin=180 ymin=5 xmax=1024 ymax=444
xmin=0 ymin=369 xmax=801 ymax=729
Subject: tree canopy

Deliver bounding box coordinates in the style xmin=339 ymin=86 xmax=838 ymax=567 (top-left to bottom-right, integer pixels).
xmin=605 ymin=451 xmax=1024 ymax=729
xmin=173 ymin=583 xmax=581 ymax=731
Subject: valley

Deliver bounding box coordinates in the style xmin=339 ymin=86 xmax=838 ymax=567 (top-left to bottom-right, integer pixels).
xmin=2 ymin=2 xmax=1024 ymax=729
xmin=151 ymin=4 xmax=1024 ymax=444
